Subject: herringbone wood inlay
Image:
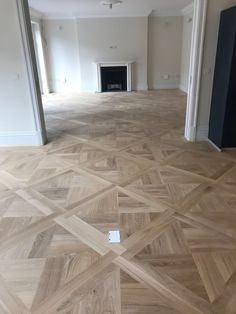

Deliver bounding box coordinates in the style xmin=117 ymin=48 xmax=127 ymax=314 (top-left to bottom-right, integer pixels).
xmin=0 ymin=90 xmax=235 ymax=313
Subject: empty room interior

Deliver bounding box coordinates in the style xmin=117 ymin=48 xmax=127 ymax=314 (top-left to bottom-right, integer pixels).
xmin=1 ymin=0 xmax=236 ymax=313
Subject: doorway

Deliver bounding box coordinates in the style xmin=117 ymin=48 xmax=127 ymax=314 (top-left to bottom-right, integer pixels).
xmin=22 ymin=0 xmax=208 ymax=146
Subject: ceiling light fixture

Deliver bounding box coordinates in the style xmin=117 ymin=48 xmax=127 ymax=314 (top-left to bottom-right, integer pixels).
xmin=101 ymin=0 xmax=123 ymax=9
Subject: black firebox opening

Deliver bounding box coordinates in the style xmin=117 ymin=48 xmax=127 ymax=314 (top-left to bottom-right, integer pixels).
xmin=101 ymin=66 xmax=127 ymax=92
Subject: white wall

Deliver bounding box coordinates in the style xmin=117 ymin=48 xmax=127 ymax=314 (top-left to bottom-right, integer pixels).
xmin=148 ymin=16 xmax=183 ymax=90
xmin=180 ymin=11 xmax=193 ymax=93
xmin=77 ymin=17 xmax=148 ymax=92
xmin=42 ymin=19 xmax=81 ymax=93
xmin=42 ymin=17 xmax=148 ymax=93
xmin=0 ymin=0 xmax=43 ymax=145
xmin=196 ymin=0 xmax=236 ymax=139
xmin=43 ymin=16 xmax=188 ymax=93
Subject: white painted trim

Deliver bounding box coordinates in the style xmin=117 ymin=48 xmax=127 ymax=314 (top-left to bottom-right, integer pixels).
xmin=31 ymin=21 xmax=50 ymax=95
xmin=30 ymin=8 xmax=43 ymax=20
xmin=30 ymin=3 xmax=193 ymax=19
xmin=127 ymin=63 xmax=132 ymax=92
xmin=150 ymin=84 xmax=180 ymax=90
xmin=95 ymin=61 xmax=134 ymax=65
xmin=207 ymin=139 xmax=222 ymax=152
xmin=196 ymin=125 xmax=209 ymax=141
xmin=179 ymin=84 xmax=188 ymax=93
xmin=150 ymin=9 xmax=182 ymax=17
xmin=39 ymin=7 xmax=190 ymax=19
xmin=186 ymin=126 xmax=197 ymax=140
xmin=41 ymin=14 xmax=150 ymax=20
xmin=42 ymin=16 xmax=77 ymax=21
xmin=16 ymin=0 xmax=47 ymax=145
xmin=135 ymin=84 xmax=148 ymax=91
xmin=0 ymin=131 xmax=44 ymax=146
xmin=184 ymin=0 xmax=207 ymax=142
xmin=181 ymin=3 xmax=194 ymax=16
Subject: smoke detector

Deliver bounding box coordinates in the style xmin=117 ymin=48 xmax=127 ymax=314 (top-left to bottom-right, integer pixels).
xmin=101 ymin=0 xmax=123 ymax=9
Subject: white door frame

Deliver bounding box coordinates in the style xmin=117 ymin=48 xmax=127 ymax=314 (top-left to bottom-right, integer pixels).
xmin=185 ymin=0 xmax=208 ymax=141
xmin=19 ymin=0 xmax=207 ymax=146
xmin=31 ymin=21 xmax=49 ymax=95
xmin=16 ymin=0 xmax=47 ymax=145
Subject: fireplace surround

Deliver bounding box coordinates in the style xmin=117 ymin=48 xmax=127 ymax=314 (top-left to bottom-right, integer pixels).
xmin=95 ymin=61 xmax=133 ymax=93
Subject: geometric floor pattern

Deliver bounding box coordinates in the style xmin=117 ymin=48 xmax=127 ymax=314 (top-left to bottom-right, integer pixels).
xmin=0 ymin=90 xmax=236 ymax=313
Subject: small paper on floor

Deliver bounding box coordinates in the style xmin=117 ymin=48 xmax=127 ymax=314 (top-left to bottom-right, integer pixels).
xmin=108 ymin=230 xmax=121 ymax=243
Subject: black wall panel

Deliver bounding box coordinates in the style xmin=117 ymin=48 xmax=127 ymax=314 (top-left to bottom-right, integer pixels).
xmin=209 ymin=6 xmax=236 ymax=148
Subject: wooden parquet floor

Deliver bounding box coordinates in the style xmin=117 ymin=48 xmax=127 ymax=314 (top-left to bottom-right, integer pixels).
xmin=0 ymin=90 xmax=236 ymax=313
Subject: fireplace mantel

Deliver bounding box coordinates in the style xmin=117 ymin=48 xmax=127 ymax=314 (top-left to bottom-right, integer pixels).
xmin=95 ymin=61 xmax=134 ymax=93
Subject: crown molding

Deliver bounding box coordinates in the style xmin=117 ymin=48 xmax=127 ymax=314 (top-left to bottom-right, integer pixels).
xmin=41 ymin=15 xmax=77 ymax=20
xmin=150 ymin=9 xmax=183 ymax=17
xmin=41 ymin=12 xmax=150 ymax=20
xmin=181 ymin=3 xmax=194 ymax=15
xmin=77 ymin=13 xmax=149 ymax=18
xmin=30 ymin=4 xmax=194 ymax=20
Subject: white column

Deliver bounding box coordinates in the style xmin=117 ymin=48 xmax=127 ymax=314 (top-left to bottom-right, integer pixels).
xmin=184 ymin=0 xmax=208 ymax=142
xmin=96 ymin=63 xmax=102 ymax=93
xmin=127 ymin=63 xmax=132 ymax=92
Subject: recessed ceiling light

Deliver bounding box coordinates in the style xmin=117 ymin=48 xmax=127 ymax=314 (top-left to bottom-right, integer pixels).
xmin=101 ymin=0 xmax=123 ymax=9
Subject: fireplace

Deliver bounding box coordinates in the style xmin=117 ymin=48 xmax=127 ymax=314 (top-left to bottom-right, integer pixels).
xmin=101 ymin=66 xmax=127 ymax=92
xmin=95 ymin=61 xmax=134 ymax=93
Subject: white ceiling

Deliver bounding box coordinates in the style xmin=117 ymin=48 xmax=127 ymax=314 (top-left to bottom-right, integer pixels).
xmin=28 ymin=0 xmax=193 ymax=19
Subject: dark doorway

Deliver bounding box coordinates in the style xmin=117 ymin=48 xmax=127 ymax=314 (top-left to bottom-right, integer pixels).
xmin=209 ymin=6 xmax=236 ymax=148
xmin=101 ymin=66 xmax=127 ymax=92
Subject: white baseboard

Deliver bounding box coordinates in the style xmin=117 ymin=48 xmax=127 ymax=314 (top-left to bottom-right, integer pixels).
xmin=196 ymin=125 xmax=209 ymax=141
xmin=184 ymin=126 xmax=196 ymax=142
xmin=135 ymin=83 xmax=149 ymax=91
xmin=0 ymin=131 xmax=44 ymax=146
xmin=185 ymin=125 xmax=209 ymax=142
xmin=150 ymin=84 xmax=180 ymax=90
xmin=179 ymin=84 xmax=188 ymax=93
